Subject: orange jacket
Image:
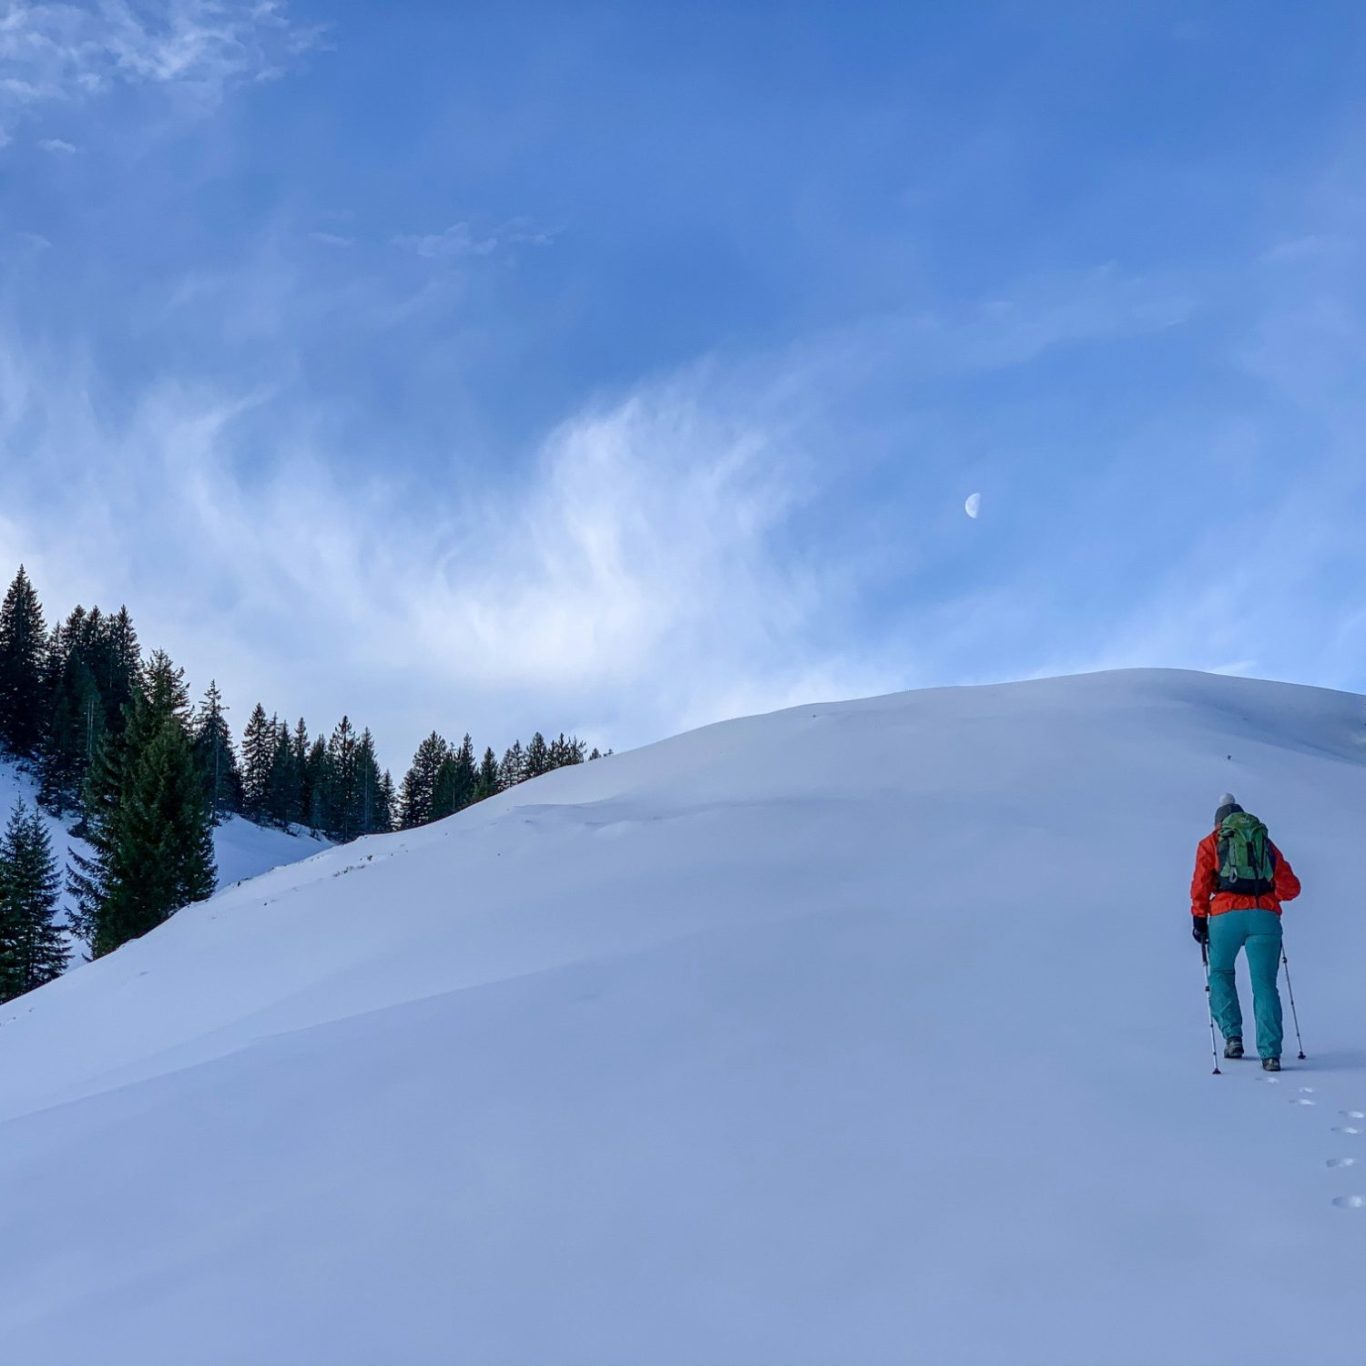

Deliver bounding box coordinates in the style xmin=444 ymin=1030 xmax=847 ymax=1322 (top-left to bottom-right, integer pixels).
xmin=1190 ymin=829 xmax=1301 ymax=918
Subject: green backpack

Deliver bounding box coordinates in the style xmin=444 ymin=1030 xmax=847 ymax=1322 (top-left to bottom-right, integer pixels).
xmin=1216 ymin=811 xmax=1276 ymax=896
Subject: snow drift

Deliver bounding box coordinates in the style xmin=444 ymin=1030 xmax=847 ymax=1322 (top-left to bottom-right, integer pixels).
xmin=2 ymin=669 xmax=1365 ymax=1365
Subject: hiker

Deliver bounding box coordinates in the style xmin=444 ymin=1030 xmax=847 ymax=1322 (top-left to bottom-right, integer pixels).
xmin=1190 ymin=793 xmax=1301 ymax=1071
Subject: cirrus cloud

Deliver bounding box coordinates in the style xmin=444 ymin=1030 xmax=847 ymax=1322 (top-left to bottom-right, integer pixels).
xmin=0 ymin=0 xmax=322 ymax=128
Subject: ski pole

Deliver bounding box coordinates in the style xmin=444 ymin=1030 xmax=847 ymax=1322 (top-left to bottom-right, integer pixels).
xmin=1202 ymin=940 xmax=1222 ymax=1075
xmin=1281 ymin=947 xmax=1307 ymax=1061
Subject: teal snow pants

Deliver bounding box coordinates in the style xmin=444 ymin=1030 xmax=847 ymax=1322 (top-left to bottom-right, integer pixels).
xmin=1207 ymin=909 xmax=1284 ymax=1060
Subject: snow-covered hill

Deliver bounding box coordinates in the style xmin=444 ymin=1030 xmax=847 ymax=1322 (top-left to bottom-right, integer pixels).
xmin=0 ymin=758 xmax=328 ymax=960
xmin=3 ymin=670 xmax=1365 ymax=1365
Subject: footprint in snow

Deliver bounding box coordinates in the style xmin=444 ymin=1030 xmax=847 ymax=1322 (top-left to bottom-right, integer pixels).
xmin=1342 ymin=1110 xmax=1366 ymax=1120
xmin=1331 ymin=1195 xmax=1365 ymax=1210
xmin=1291 ymin=1098 xmax=1316 ymax=1106
xmin=1326 ymin=1158 xmax=1358 ymax=1169
xmin=1332 ymin=1126 xmax=1363 ymax=1136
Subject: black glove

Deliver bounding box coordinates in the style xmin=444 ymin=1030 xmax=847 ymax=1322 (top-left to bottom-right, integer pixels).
xmin=1192 ymin=917 xmax=1209 ymax=945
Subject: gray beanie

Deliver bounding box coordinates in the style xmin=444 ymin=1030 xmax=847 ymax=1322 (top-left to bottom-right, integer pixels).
xmin=1215 ymin=792 xmax=1242 ymax=824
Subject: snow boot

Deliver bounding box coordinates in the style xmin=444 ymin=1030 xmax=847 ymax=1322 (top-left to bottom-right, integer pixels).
xmin=1262 ymin=1057 xmax=1281 ymax=1072
xmin=1224 ymin=1037 xmax=1244 ymax=1060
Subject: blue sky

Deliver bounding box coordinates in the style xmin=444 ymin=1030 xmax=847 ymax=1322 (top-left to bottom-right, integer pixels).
xmin=2 ymin=2 xmax=1365 ymax=766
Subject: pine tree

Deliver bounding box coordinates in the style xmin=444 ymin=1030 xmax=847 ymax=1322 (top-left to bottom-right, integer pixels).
xmin=548 ymin=732 xmax=586 ymax=769
xmin=240 ymin=703 xmax=274 ymax=821
xmin=69 ymin=651 xmax=216 ymax=957
xmin=399 ymin=732 xmax=449 ymax=828
xmin=321 ymin=716 xmax=359 ymax=842
xmin=38 ymin=610 xmax=108 ymax=817
xmin=98 ymin=606 xmax=141 ymax=736
xmin=291 ymin=719 xmax=311 ymax=818
xmin=79 ymin=605 xmax=140 ymax=740
xmin=0 ymin=800 xmax=66 ymax=1002
xmin=65 ymin=682 xmax=129 ymax=947
xmin=352 ymin=729 xmax=385 ymax=835
xmin=431 ymin=754 xmax=458 ymax=821
xmin=498 ymin=740 xmax=526 ymax=791
xmin=376 ymin=769 xmax=396 ymax=832
xmin=193 ymin=681 xmax=242 ymax=823
xmin=475 ymin=746 xmax=500 ymax=800
xmin=0 ymin=566 xmax=48 ymax=758
xmin=80 ymin=605 xmax=106 ymax=695
xmin=427 ymin=734 xmax=477 ymax=823
xmin=588 ymin=747 xmax=603 ymax=761
xmin=524 ymin=732 xmax=550 ymax=779
xmin=305 ymin=736 xmax=329 ymax=833
xmin=454 ymin=734 xmax=478 ymax=805
xmin=265 ymin=720 xmax=302 ymax=827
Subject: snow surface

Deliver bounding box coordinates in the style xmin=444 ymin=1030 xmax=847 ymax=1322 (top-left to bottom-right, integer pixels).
xmin=211 ymin=813 xmax=330 ymax=891
xmin=2 ymin=669 xmax=1366 ymax=1365
xmin=0 ymin=759 xmax=327 ymax=960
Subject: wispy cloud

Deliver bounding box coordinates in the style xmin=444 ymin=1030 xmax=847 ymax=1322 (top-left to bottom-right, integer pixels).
xmin=0 ymin=329 xmax=867 ymax=757
xmin=394 ymin=223 xmax=497 ymax=259
xmin=0 ymin=253 xmax=1233 ymax=759
xmin=36 ymin=134 xmax=76 ymax=152
xmin=391 ymin=217 xmax=558 ymax=261
xmin=5 ymin=213 xmax=1361 ymax=765
xmin=308 ymin=230 xmax=354 ymax=249
xmin=0 ymin=0 xmax=321 ymax=127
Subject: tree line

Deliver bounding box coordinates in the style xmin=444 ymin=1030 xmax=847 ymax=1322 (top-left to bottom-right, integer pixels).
xmin=0 ymin=565 xmax=605 ymax=996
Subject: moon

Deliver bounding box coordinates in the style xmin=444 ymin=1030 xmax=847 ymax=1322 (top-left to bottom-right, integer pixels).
xmin=964 ymin=492 xmax=982 ymax=520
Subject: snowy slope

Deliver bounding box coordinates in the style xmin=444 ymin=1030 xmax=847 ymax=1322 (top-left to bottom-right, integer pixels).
xmin=2 ymin=670 xmax=1366 ymax=1365
xmin=0 ymin=759 xmax=327 ymax=958
xmin=210 ymin=813 xmax=330 ymax=890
